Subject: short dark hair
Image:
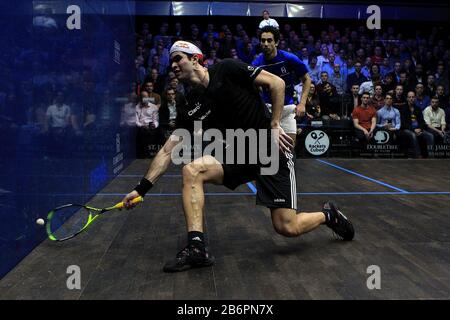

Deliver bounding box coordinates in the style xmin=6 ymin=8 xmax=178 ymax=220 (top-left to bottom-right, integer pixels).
xmin=259 ymin=26 xmax=280 ymax=43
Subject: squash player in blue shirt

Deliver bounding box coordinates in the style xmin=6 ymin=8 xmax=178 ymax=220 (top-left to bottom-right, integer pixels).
xmin=253 ymin=26 xmax=312 ymax=145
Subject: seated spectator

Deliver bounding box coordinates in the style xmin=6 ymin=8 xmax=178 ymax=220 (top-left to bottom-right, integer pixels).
xmin=370 ymin=84 xmax=385 ymax=110
xmin=204 ymin=49 xmax=221 ymax=67
xmin=239 ymin=42 xmax=255 ymax=64
xmin=352 ymin=92 xmax=377 ymax=148
xmin=304 ymin=83 xmax=321 ymax=123
xmin=316 ymin=71 xmax=329 ymax=91
xmin=359 ymin=74 xmax=381 ymax=97
xmin=400 ymin=91 xmax=434 ymax=158
xmin=436 ymin=85 xmax=448 ymax=109
xmin=347 ymin=62 xmax=369 ymax=92
xmin=423 ymin=96 xmax=447 ymax=144
xmin=424 ymin=74 xmax=437 ymax=97
xmin=398 ymin=71 xmax=414 ymax=93
xmin=45 ymin=91 xmax=71 ymax=157
xmin=445 ymin=96 xmax=450 ymax=127
xmin=414 ymin=83 xmax=431 ymax=111
xmin=307 ymin=56 xmax=321 ymax=84
xmin=371 ymin=46 xmax=384 ymax=65
xmin=376 ymin=92 xmax=401 ymax=141
xmin=145 ymin=68 xmax=165 ymax=95
xmin=136 ymin=90 xmax=161 ymax=158
xmin=299 ymin=47 xmax=309 ymax=66
xmin=411 ymin=63 xmax=425 ymax=87
xmin=320 ymin=52 xmax=336 ymax=77
xmin=163 ymin=77 xmax=185 ymax=104
xmin=329 ymin=64 xmax=346 ymax=95
xmin=392 ymin=85 xmax=407 ymax=110
xmin=120 ymin=92 xmax=138 ymax=128
xmin=435 ymin=64 xmax=449 ymax=94
xmin=349 ymin=84 xmax=360 ymax=112
xmin=141 ymin=82 xmax=161 ymax=108
xmin=259 ymin=10 xmax=279 ymax=29
xmin=380 ymin=57 xmax=392 ymax=79
xmin=381 ymin=73 xmax=396 ymax=95
xmin=159 ymin=88 xmax=180 ymax=139
xmin=388 ymin=61 xmax=402 ymax=84
xmin=318 ymin=82 xmax=341 ymax=122
xmin=361 ymin=57 xmax=373 ymax=79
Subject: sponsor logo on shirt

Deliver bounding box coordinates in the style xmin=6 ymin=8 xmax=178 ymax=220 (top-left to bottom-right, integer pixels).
xmin=188 ymin=102 xmax=202 ymax=116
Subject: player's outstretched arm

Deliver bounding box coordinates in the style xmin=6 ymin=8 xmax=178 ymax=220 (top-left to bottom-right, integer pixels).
xmin=122 ymin=135 xmax=182 ymax=208
xmin=254 ymin=70 xmax=293 ymax=152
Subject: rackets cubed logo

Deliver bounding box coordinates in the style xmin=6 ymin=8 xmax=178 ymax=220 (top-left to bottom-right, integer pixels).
xmin=305 ymin=130 xmax=330 ymax=156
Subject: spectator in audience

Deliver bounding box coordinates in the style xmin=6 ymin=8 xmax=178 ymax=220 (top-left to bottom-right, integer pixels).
xmin=381 ymin=73 xmax=396 ymax=95
xmin=141 ymin=81 xmax=162 ymax=108
xmin=400 ymin=91 xmax=434 ymax=158
xmin=423 ymin=96 xmax=447 ymax=144
xmin=121 ymin=92 xmax=138 ymax=127
xmin=445 ymin=96 xmax=450 ymax=127
xmin=136 ymin=90 xmax=161 ymax=158
xmin=414 ymin=83 xmax=431 ymax=111
xmin=359 ymin=74 xmax=381 ymax=97
xmin=389 ymin=61 xmax=402 ymax=83
xmin=371 ymin=46 xmax=384 ymax=65
xmin=361 ymin=57 xmax=373 ymax=79
xmin=204 ymin=49 xmax=221 ymax=67
xmin=347 ymin=62 xmax=369 ymax=91
xmin=299 ymin=47 xmax=310 ymax=66
xmin=393 ymin=84 xmax=407 ymax=110
xmin=370 ymin=84 xmax=385 ymax=110
xmin=436 ymin=85 xmax=448 ymax=109
xmin=319 ymin=82 xmax=341 ymax=122
xmin=376 ymin=92 xmax=401 ymax=142
xmin=435 ymin=64 xmax=449 ymax=94
xmin=411 ymin=63 xmax=425 ymax=87
xmin=259 ymin=10 xmax=279 ymax=29
xmin=352 ymin=92 xmax=377 ymax=149
xmin=159 ymin=88 xmax=180 ymax=139
xmin=320 ymin=52 xmax=336 ymax=76
xmin=135 ymin=56 xmax=147 ymax=85
xmin=425 ymin=74 xmax=437 ymax=97
xmin=239 ymin=42 xmax=256 ymax=64
xmin=380 ymin=57 xmax=392 ymax=78
xmin=316 ymin=71 xmax=330 ymax=91
xmin=45 ymin=91 xmax=71 ymax=156
xmin=348 ymin=84 xmax=360 ymax=114
xmin=329 ymin=64 xmax=346 ymax=94
xmin=398 ymin=71 xmax=414 ymax=93
xmin=304 ymin=83 xmax=321 ymax=122
xmin=307 ymin=56 xmax=321 ymax=84
xmin=165 ymin=76 xmax=185 ymax=97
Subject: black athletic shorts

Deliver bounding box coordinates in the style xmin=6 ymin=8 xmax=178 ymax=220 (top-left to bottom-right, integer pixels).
xmin=221 ymin=150 xmax=297 ymax=210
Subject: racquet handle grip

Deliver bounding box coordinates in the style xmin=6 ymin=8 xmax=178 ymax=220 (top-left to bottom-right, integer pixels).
xmin=116 ymin=196 xmax=143 ymax=209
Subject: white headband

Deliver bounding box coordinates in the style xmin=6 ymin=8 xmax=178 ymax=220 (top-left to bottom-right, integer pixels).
xmin=169 ymin=41 xmax=203 ymax=58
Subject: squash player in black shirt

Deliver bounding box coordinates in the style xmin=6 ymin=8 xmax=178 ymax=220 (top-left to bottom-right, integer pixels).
xmin=123 ymin=41 xmax=354 ymax=273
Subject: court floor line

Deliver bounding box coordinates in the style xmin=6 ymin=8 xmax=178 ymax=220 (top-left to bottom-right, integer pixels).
xmin=315 ymin=159 xmax=409 ymax=193
xmin=94 ymin=192 xmax=450 ymax=196
xmin=246 ymin=182 xmax=257 ymax=194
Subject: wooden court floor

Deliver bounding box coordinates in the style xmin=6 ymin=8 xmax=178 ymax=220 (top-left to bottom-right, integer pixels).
xmin=1 ymin=159 xmax=449 ymax=299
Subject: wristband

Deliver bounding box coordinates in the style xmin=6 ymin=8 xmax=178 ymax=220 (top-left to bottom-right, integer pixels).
xmin=134 ymin=178 xmax=153 ymax=196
